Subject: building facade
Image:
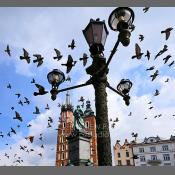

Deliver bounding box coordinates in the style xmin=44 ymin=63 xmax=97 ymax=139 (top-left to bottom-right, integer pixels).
xmin=114 ymin=135 xmax=175 ymax=166
xmin=113 ymin=139 xmax=134 ymax=166
xmin=55 ymin=93 xmax=98 ymax=166
xmin=133 ymin=136 xmax=175 ymax=166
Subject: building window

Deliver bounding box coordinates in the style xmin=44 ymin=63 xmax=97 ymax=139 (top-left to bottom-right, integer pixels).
xmin=58 ymin=153 xmax=60 ymax=160
xmin=126 ymin=151 xmax=129 ymax=157
xmin=150 ymin=146 xmax=156 ymax=152
xmin=126 ymin=160 xmax=131 ymax=166
xmin=140 ymin=156 xmax=146 ymax=162
xmin=163 ymin=154 xmax=170 ymax=161
xmin=151 ymin=155 xmax=157 ymax=160
xmin=164 ymin=163 xmax=171 ymax=166
xmin=174 ymin=154 xmax=175 ymax=159
xmin=118 ymin=152 xmax=121 ymax=158
xmin=118 ymin=160 xmax=122 ymax=166
xmin=62 ymin=153 xmax=65 ymax=160
xmin=86 ymin=121 xmax=89 ymax=129
xmin=139 ymin=148 xmax=144 ymax=153
xmin=63 ymin=122 xmax=66 ymax=128
xmin=62 ymin=144 xmax=65 ymax=151
xmin=162 ymin=145 xmax=169 ymax=151
xmin=62 ymin=136 xmax=64 ymax=142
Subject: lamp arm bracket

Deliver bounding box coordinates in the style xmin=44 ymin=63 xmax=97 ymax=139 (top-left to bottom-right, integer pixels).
xmin=106 ymin=82 xmax=124 ymax=97
xmin=57 ymin=79 xmax=92 ymax=93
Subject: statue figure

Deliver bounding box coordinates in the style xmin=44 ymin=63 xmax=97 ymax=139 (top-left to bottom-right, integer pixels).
xmin=73 ymin=105 xmax=85 ymax=131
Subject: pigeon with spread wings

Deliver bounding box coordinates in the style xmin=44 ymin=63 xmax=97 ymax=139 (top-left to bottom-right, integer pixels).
xmin=33 ymin=106 xmax=40 ymax=114
xmin=20 ymin=48 xmax=30 ymax=63
xmin=150 ymin=70 xmax=159 ymax=81
xmin=154 ymin=45 xmax=168 ymax=60
xmin=24 ymin=97 xmax=30 ymax=105
xmin=33 ymin=84 xmax=48 ymax=96
xmin=146 ymin=66 xmax=154 ymax=71
xmin=131 ymin=43 xmax=144 ymax=59
xmin=13 ymin=111 xmax=23 ymax=122
xmin=33 ymin=54 xmax=44 ymax=67
xmin=68 ymin=39 xmax=76 ymax=50
xmin=61 ymin=55 xmax=77 ymax=73
xmin=79 ymin=53 xmax=89 ymax=66
xmin=161 ymin=27 xmax=173 ymax=40
xmin=53 ymin=48 xmax=63 ymax=61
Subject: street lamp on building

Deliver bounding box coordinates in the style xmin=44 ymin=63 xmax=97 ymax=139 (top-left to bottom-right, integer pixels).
xmin=46 ymin=7 xmax=135 ymax=166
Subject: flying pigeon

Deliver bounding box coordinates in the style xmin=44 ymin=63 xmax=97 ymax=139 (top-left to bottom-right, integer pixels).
xmin=68 ymin=39 xmax=76 ymax=49
xmin=143 ymin=7 xmax=150 ymax=13
xmin=150 ymin=70 xmax=159 ymax=81
xmin=33 ymin=106 xmax=40 ymax=114
xmin=79 ymin=53 xmax=89 ymax=66
xmin=4 ymin=45 xmax=11 ymax=56
xmin=24 ymin=97 xmax=30 ymax=104
xmin=163 ymin=55 xmax=171 ymax=64
xmin=20 ymin=48 xmax=30 ymax=63
xmin=33 ymin=84 xmax=48 ymax=96
xmin=139 ymin=34 xmax=144 ymax=42
xmin=131 ymin=43 xmax=144 ymax=59
xmin=13 ymin=111 xmax=23 ymax=122
xmin=154 ymin=45 xmax=168 ymax=60
xmin=161 ymin=27 xmax=173 ymax=40
xmin=53 ymin=48 xmax=63 ymax=61
xmin=145 ymin=50 xmax=151 ymax=60
xmin=146 ymin=66 xmax=154 ymax=71
xmin=61 ymin=55 xmax=77 ymax=73
xmin=33 ymin=54 xmax=44 ymax=67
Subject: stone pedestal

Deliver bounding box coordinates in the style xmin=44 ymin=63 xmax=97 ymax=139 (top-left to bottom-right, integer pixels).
xmin=66 ymin=129 xmax=92 ymax=166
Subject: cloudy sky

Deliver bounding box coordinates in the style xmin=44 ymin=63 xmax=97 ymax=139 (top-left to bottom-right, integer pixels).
xmin=0 ymin=7 xmax=175 ymax=166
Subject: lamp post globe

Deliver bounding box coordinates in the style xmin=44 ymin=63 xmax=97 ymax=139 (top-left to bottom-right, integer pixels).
xmin=108 ymin=7 xmax=135 ymax=31
xmin=108 ymin=7 xmax=135 ymax=46
xmin=47 ymin=69 xmax=65 ymax=100
xmin=117 ymin=79 xmax=132 ymax=106
xmin=117 ymin=79 xmax=132 ymax=95
xmin=83 ymin=18 xmax=109 ymax=55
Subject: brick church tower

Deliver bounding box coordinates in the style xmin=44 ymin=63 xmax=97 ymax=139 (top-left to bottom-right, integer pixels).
xmin=55 ymin=92 xmax=98 ymax=166
xmin=84 ymin=100 xmax=98 ymax=166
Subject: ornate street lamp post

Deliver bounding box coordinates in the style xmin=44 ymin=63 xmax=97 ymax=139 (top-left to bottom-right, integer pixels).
xmin=47 ymin=7 xmax=135 ymax=166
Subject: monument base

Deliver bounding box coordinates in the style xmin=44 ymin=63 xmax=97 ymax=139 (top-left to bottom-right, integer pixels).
xmin=66 ymin=129 xmax=93 ymax=166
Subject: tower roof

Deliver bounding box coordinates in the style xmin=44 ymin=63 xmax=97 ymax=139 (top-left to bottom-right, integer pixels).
xmin=61 ymin=91 xmax=73 ymax=112
xmin=84 ymin=100 xmax=95 ymax=117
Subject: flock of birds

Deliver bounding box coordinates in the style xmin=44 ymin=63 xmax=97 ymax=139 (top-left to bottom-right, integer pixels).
xmin=0 ymin=7 xmax=175 ymax=165
xmin=0 ymin=81 xmax=61 ymax=165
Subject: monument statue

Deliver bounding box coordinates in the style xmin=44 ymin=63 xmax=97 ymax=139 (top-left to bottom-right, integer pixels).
xmin=73 ymin=105 xmax=85 ymax=131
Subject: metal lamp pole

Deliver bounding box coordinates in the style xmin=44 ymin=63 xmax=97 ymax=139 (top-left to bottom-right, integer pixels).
xmin=47 ymin=7 xmax=135 ymax=166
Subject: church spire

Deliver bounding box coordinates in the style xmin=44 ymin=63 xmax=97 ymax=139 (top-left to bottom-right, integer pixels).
xmin=66 ymin=91 xmax=71 ymax=106
xmin=61 ymin=91 xmax=73 ymax=112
